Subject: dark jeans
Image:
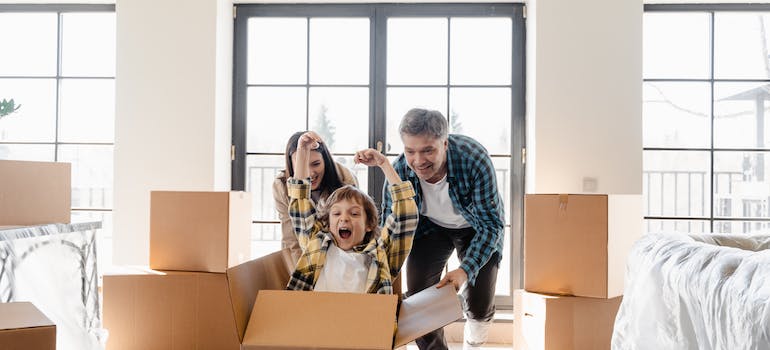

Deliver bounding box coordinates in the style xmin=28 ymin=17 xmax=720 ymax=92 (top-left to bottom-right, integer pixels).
xmin=406 ymin=216 xmax=499 ymax=350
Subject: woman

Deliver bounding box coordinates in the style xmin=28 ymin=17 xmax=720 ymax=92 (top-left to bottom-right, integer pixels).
xmin=272 ymin=131 xmax=358 ymax=264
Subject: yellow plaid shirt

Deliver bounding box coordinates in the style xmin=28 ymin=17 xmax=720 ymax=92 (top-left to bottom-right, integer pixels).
xmin=286 ymin=178 xmax=418 ymax=294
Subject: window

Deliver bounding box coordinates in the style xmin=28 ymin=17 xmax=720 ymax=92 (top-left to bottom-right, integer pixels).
xmin=232 ymin=4 xmax=525 ymax=305
xmin=644 ymin=4 xmax=770 ymax=234
xmin=0 ymin=5 xmax=116 ymax=269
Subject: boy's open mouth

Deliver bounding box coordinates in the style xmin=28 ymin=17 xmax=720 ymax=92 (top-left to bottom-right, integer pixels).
xmin=338 ymin=228 xmax=352 ymax=239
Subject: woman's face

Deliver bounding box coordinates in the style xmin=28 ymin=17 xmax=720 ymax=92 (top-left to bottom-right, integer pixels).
xmin=293 ymin=150 xmax=326 ymax=190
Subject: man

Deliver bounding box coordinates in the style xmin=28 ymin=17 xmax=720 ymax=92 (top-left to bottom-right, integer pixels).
xmin=381 ymin=108 xmax=505 ymax=349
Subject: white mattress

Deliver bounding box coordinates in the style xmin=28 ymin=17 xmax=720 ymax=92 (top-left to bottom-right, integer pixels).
xmin=612 ymin=233 xmax=770 ymax=350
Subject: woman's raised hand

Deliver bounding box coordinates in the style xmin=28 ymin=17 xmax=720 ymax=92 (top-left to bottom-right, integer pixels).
xmin=297 ymin=131 xmax=322 ymax=152
xmin=354 ymin=148 xmax=385 ymax=167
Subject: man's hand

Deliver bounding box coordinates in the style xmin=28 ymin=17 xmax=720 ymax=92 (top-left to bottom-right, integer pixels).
xmin=436 ymin=268 xmax=468 ymax=291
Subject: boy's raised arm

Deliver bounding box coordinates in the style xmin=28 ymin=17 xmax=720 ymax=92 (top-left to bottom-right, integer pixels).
xmin=287 ymin=131 xmax=324 ymax=249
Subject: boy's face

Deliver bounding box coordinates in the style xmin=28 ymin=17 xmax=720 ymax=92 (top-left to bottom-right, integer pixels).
xmin=329 ymin=198 xmax=372 ymax=250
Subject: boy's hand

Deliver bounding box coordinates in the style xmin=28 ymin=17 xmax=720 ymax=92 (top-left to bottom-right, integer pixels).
xmin=354 ymin=148 xmax=386 ymax=167
xmin=297 ymin=131 xmax=322 ymax=152
xmin=436 ymin=268 xmax=468 ymax=292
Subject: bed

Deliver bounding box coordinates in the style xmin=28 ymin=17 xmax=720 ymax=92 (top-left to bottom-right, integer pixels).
xmin=611 ymin=232 xmax=770 ymax=350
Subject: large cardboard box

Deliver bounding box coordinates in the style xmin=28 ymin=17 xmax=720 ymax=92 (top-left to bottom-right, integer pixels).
xmin=150 ymin=191 xmax=251 ymax=273
xmin=102 ymin=268 xmax=242 ymax=350
xmin=225 ymin=252 xmax=463 ymax=350
xmin=103 ymin=249 xmax=294 ymax=350
xmin=0 ymin=302 xmax=56 ymax=350
xmin=513 ymin=290 xmax=621 ymax=350
xmin=524 ymin=194 xmax=642 ymax=298
xmin=0 ymin=160 xmax=70 ymax=225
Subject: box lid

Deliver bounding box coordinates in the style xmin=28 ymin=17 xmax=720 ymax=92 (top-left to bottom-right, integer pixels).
xmin=242 ymin=290 xmax=398 ymax=350
xmin=226 ymin=249 xmax=294 ymax=342
xmin=395 ymin=285 xmax=463 ymax=347
xmin=0 ymin=302 xmax=54 ymax=331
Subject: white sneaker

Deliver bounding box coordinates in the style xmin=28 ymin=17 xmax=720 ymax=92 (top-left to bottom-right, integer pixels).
xmin=463 ymin=318 xmax=492 ymax=347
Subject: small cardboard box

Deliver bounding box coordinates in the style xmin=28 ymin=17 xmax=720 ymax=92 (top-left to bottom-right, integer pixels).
xmin=513 ymin=290 xmax=622 ymax=350
xmin=0 ymin=302 xmax=56 ymax=350
xmin=102 ymin=268 xmax=241 ymax=350
xmin=0 ymin=160 xmax=70 ymax=225
xmin=150 ymin=191 xmax=251 ymax=273
xmin=524 ymin=194 xmax=642 ymax=298
xmin=225 ymin=252 xmax=463 ymax=350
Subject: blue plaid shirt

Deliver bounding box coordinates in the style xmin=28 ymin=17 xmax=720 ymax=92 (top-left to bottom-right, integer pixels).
xmin=381 ymin=134 xmax=505 ymax=285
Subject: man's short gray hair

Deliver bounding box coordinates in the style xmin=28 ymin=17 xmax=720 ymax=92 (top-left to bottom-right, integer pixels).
xmin=399 ymin=108 xmax=448 ymax=140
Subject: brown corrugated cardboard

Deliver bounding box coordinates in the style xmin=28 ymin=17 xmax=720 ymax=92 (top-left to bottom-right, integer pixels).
xmin=0 ymin=160 xmax=70 ymax=225
xmin=225 ymin=250 xmax=462 ymax=350
xmin=524 ymin=194 xmax=642 ymax=298
xmin=0 ymin=302 xmax=56 ymax=350
xmin=150 ymin=191 xmax=251 ymax=273
xmin=102 ymin=268 xmax=240 ymax=350
xmin=513 ymin=290 xmax=621 ymax=350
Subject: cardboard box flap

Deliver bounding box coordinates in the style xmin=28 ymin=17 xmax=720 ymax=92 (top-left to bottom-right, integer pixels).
xmin=243 ymin=290 xmax=398 ymax=350
xmin=395 ymin=285 xmax=463 ymax=348
xmin=0 ymin=302 xmax=54 ymax=330
xmin=226 ymin=249 xmax=294 ymax=342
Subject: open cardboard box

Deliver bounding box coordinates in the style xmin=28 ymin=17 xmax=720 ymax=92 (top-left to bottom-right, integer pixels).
xmin=226 ymin=250 xmax=464 ymax=350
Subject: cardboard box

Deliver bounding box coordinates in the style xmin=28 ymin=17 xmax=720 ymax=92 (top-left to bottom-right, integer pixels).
xmin=102 ymin=268 xmax=241 ymax=350
xmin=0 ymin=302 xmax=56 ymax=350
xmin=225 ymin=251 xmax=463 ymax=350
xmin=513 ymin=290 xmax=621 ymax=350
xmin=0 ymin=160 xmax=70 ymax=225
xmin=150 ymin=191 xmax=251 ymax=273
xmin=524 ymin=194 xmax=642 ymax=298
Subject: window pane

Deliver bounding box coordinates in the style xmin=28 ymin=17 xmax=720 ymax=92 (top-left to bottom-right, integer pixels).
xmin=644 ymin=151 xmax=711 ymax=217
xmin=309 ymin=18 xmax=369 ymax=85
xmin=450 ymin=17 xmax=512 ymax=85
xmin=59 ymin=79 xmax=115 ymax=143
xmin=643 ymin=82 xmax=710 ymax=148
xmin=714 ymin=220 xmax=770 ymax=234
xmin=386 ymin=87 xmax=447 ymax=155
xmin=248 ymin=18 xmax=307 ymax=84
xmin=308 ymin=87 xmax=369 ymax=153
xmin=335 ymin=154 xmax=368 ymax=193
xmin=644 ymin=219 xmax=709 ymax=234
xmin=0 ymin=79 xmax=57 ymax=142
xmin=449 ymin=87 xmax=511 ymax=155
xmin=0 ymin=13 xmax=57 ymax=76
xmin=58 ymin=145 xmax=113 ymax=210
xmin=714 ymin=82 xmax=770 ymax=149
xmin=714 ymin=151 xmax=770 ymax=219
xmin=246 ymin=87 xmax=307 ymax=153
xmin=493 ymin=156 xmax=511 ymax=225
xmin=715 ymin=13 xmax=770 ymax=79
xmin=251 ymin=223 xmax=282 ymax=259
xmin=643 ymin=13 xmax=710 ymax=79
xmin=71 ymin=210 xmax=113 ymax=271
xmin=61 ymin=13 xmax=116 ymax=77
xmin=0 ymin=144 xmax=54 ymax=161
xmin=246 ymin=155 xmax=284 ymax=221
xmin=387 ymin=18 xmax=447 ymax=85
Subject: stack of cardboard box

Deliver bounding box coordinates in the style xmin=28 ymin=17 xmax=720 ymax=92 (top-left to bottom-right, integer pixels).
xmin=0 ymin=159 xmax=71 ymax=350
xmin=102 ymin=191 xmax=254 ymax=350
xmin=514 ymin=194 xmax=642 ymax=350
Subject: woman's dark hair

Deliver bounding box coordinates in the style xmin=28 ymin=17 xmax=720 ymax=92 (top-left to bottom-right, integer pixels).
xmin=283 ymin=131 xmax=344 ymax=195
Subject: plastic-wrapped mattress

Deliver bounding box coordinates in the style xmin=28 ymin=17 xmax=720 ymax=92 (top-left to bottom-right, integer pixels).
xmin=611 ymin=233 xmax=770 ymax=350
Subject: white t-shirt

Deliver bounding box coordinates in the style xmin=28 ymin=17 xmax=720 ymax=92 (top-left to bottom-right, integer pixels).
xmin=419 ymin=175 xmax=470 ymax=229
xmin=314 ymin=243 xmax=370 ymax=293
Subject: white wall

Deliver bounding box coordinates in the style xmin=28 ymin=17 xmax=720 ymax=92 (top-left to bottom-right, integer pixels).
xmin=113 ymin=0 xmax=233 ymax=264
xmin=526 ymin=0 xmax=643 ymax=195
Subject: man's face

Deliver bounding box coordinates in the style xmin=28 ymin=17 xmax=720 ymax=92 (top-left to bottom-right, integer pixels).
xmin=401 ymin=133 xmax=448 ymax=183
